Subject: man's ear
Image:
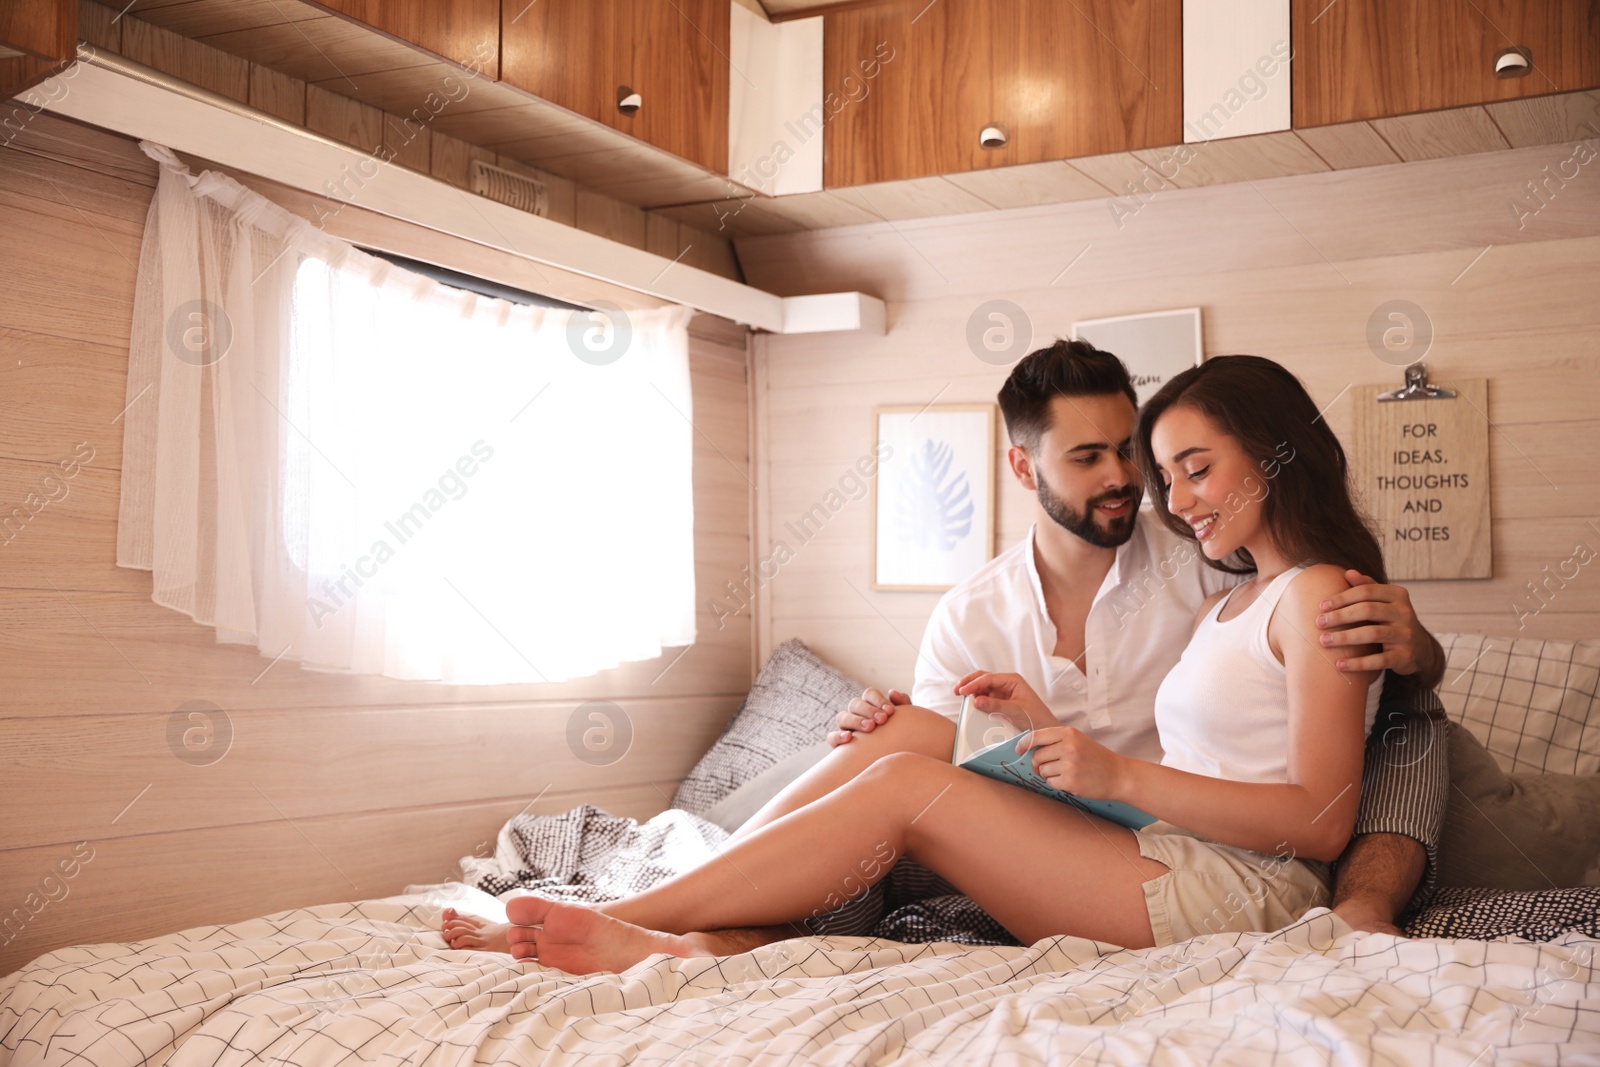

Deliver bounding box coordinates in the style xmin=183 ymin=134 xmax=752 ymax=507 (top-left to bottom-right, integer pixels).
xmin=1007 ymin=445 xmax=1038 ymax=491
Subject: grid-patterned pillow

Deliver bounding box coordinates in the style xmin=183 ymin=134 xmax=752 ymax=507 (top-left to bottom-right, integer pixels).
xmin=1436 ymin=633 xmax=1600 ymax=776
xmin=671 ymin=638 xmax=865 ymax=816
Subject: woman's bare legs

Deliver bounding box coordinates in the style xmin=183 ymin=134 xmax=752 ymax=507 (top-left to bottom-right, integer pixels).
xmin=442 ymin=709 xmax=953 ymax=955
xmin=729 ymin=704 xmax=956 ymax=840
xmin=505 ymin=752 xmax=1168 ymax=973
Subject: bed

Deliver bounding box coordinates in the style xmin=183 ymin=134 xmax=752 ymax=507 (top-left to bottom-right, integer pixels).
xmin=3 ymin=635 xmax=1598 ymax=1065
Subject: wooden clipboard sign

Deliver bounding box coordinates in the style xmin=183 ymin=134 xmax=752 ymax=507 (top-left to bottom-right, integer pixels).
xmin=1349 ymin=365 xmax=1491 ymax=580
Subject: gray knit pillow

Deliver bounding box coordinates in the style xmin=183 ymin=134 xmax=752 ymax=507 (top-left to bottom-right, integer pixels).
xmin=672 ymin=638 xmax=865 ymax=816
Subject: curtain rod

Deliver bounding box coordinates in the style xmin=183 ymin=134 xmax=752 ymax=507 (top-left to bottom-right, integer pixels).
xmin=39 ymin=46 xmax=884 ymax=336
xmin=73 ymin=45 xmax=387 ymax=160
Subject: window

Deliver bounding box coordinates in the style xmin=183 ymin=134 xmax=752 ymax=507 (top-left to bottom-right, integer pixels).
xmin=118 ymin=144 xmax=696 ymax=684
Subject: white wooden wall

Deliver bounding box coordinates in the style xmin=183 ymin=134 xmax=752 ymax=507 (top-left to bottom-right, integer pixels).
xmin=0 ymin=114 xmax=755 ymax=975
xmin=740 ymin=137 xmax=1600 ymax=688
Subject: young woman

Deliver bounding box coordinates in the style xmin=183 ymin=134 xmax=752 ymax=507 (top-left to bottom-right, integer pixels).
xmin=446 ymin=356 xmax=1389 ymax=972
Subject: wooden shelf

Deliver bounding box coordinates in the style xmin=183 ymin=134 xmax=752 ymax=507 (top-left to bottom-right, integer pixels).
xmin=124 ymin=0 xmax=749 ymax=208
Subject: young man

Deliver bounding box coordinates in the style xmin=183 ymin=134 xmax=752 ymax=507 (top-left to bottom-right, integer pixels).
xmin=823 ymin=341 xmax=1448 ymax=937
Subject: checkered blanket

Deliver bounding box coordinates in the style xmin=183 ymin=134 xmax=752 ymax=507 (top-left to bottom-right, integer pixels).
xmin=3 ymin=895 xmax=1595 ymax=1066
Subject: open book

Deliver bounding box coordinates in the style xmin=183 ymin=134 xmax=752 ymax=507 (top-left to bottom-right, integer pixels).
xmin=951 ymin=695 xmax=1156 ymax=831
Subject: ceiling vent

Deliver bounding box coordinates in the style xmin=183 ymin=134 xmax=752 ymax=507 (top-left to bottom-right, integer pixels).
xmin=469 ymin=160 xmax=549 ymax=217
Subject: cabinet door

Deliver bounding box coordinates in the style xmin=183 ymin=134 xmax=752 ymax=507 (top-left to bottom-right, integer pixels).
xmin=0 ymin=0 xmax=72 ymax=60
xmin=1293 ymin=0 xmax=1600 ymax=127
xmin=317 ymin=0 xmax=500 ymax=74
xmin=1 ymin=0 xmax=74 ymax=103
xmin=823 ymin=0 xmax=1181 ymax=187
xmin=501 ymin=0 xmax=729 ymax=174
xmin=502 ymin=0 xmax=616 ymax=122
xmin=610 ymin=0 xmax=730 ymax=174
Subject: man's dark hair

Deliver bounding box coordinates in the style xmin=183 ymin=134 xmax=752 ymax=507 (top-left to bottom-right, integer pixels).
xmin=997 ymin=339 xmax=1138 ymax=450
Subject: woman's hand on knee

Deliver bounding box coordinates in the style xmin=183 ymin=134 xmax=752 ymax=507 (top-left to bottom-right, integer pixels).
xmin=830 ymin=687 xmax=911 ymax=747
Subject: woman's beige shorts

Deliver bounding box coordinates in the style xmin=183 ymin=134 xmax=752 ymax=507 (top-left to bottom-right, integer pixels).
xmin=1134 ymin=820 xmax=1332 ymax=946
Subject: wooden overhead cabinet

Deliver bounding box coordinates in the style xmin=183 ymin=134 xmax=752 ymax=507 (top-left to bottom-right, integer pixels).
xmin=501 ymin=0 xmax=730 ymax=174
xmin=314 ymin=0 xmax=500 ymax=74
xmin=1292 ymin=0 xmax=1600 ymax=127
xmin=822 ymin=0 xmax=1183 ymax=187
xmin=1 ymin=0 xmax=76 ymax=102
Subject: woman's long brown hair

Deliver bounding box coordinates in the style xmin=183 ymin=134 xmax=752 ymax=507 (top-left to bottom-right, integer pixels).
xmin=1134 ymin=355 xmax=1388 ymax=584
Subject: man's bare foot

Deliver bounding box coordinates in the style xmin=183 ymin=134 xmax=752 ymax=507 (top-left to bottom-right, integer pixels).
xmin=1333 ymin=901 xmax=1406 ymax=937
xmin=504 ymin=895 xmax=695 ymax=974
xmin=440 ymin=907 xmax=513 ymax=952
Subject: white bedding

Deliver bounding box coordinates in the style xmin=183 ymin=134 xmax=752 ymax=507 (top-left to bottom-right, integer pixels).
xmin=2 ymin=888 xmax=1596 ymax=1066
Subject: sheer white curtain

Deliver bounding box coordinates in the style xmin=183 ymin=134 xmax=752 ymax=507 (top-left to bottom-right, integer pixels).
xmin=117 ymin=142 xmax=696 ymax=684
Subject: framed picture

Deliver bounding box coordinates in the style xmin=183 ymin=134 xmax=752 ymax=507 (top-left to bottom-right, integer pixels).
xmin=1072 ymin=307 xmax=1203 ymax=404
xmin=872 ymin=404 xmax=996 ymax=591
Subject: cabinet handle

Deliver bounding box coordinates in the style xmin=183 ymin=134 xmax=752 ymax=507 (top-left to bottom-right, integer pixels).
xmin=979 ymin=123 xmax=1008 ymax=149
xmin=617 ymin=86 xmax=643 ymax=115
xmin=1493 ymin=47 xmax=1532 ymax=78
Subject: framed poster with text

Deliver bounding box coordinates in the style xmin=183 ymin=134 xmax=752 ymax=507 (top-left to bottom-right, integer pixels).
xmin=1072 ymin=307 xmax=1203 ymax=404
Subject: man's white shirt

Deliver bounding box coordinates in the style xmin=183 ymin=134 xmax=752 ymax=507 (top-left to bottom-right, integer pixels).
xmin=911 ymin=517 xmax=1238 ymax=763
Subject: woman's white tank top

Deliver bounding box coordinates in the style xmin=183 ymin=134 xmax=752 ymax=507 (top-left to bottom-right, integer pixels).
xmin=1152 ymin=566 xmax=1384 ymax=783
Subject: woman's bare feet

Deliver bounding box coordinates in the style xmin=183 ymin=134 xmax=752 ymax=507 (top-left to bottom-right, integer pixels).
xmin=440 ymin=908 xmax=514 ymax=952
xmin=504 ymin=895 xmax=694 ymax=974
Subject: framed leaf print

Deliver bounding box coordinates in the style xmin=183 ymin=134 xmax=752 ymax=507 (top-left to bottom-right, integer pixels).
xmin=871 ymin=404 xmax=996 ymax=591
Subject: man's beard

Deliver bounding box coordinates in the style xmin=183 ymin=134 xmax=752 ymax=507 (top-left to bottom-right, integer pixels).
xmin=1036 ymin=473 xmax=1140 ymax=548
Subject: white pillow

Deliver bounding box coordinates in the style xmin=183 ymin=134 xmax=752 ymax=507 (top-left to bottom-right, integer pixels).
xmin=700 ymin=742 xmax=832 ymax=833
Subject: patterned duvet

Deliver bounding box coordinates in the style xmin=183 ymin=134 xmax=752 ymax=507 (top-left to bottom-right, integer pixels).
xmin=3 ymin=892 xmax=1596 ymax=1066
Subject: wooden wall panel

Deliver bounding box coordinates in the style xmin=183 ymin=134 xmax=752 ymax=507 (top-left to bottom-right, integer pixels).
xmin=0 ymin=113 xmax=754 ymax=976
xmin=120 ymin=14 xmax=249 ymax=103
xmin=304 ymin=81 xmax=384 ymax=154
xmin=740 ymin=141 xmax=1600 ymax=303
xmin=0 ymin=788 xmax=672 ymax=974
xmin=1292 ymin=0 xmax=1600 ymax=128
xmin=743 ymin=143 xmax=1600 ymax=683
xmin=1 ymin=699 xmax=734 ymax=852
xmin=247 ymin=61 xmax=305 ymax=124
xmin=823 ymin=0 xmax=1182 ymax=186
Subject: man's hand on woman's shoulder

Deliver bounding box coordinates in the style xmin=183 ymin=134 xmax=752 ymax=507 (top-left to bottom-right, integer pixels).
xmin=1314 ymin=570 xmax=1444 ymax=687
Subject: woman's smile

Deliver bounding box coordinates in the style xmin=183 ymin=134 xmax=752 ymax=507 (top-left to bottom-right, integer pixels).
xmin=1188 ymin=510 xmax=1220 ymax=541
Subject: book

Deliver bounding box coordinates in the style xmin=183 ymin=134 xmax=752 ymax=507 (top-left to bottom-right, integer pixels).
xmin=951 ymin=695 xmax=1157 ymax=831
